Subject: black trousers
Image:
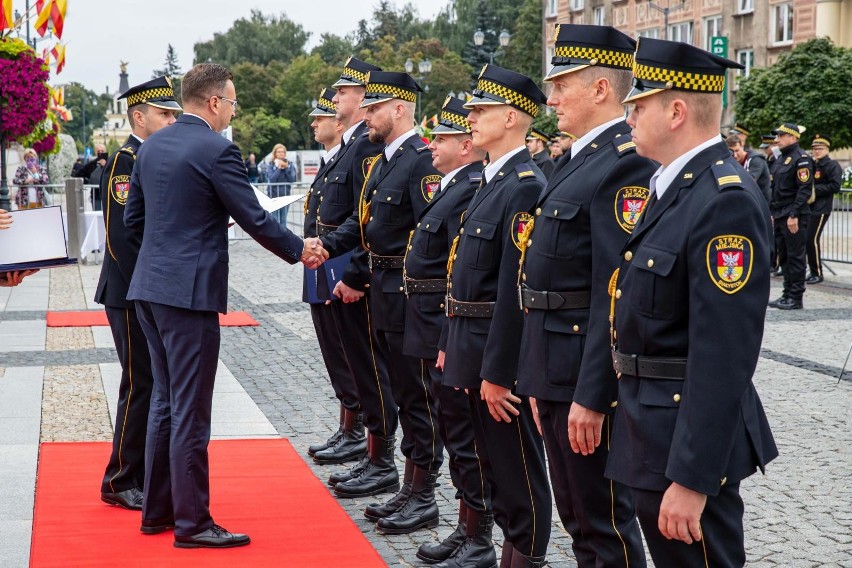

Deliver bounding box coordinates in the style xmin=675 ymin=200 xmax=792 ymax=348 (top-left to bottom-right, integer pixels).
xmin=101 ymin=305 xmax=153 ymax=494
xmin=469 ymin=391 xmax=551 ymax=557
xmin=775 ymin=215 xmax=808 ymax=301
xmin=330 ymin=294 xmax=397 ymax=438
xmin=632 ymin=483 xmax=745 ymax=568
xmin=772 ymin=223 xmax=786 ymax=270
xmin=537 ymin=400 xmax=646 ymax=568
xmin=375 ymin=329 xmax=443 ymax=471
xmin=806 ymin=213 xmax=829 ymax=278
xmin=309 ymin=303 xmax=360 ymax=411
xmin=427 ymin=361 xmax=490 ymax=512
xmin=135 ymin=300 xmax=219 ymax=537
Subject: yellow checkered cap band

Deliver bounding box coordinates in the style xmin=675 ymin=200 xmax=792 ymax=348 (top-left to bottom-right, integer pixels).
xmin=775 ymin=124 xmax=803 ymax=137
xmin=554 ymin=46 xmax=633 ymax=69
xmin=318 ymin=95 xmax=337 ymax=112
xmin=812 ymin=136 xmax=830 ymax=147
xmin=341 ymin=65 xmax=369 ymax=86
xmin=438 ymin=110 xmax=471 ymax=133
xmin=474 ymin=79 xmax=540 ymax=118
xmin=365 ymin=82 xmax=417 ymax=103
xmin=126 ymin=87 xmax=176 ymax=106
xmin=632 ymin=62 xmax=725 ymax=93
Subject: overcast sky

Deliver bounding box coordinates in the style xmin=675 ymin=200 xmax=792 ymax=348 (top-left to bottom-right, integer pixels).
xmin=36 ymin=0 xmax=444 ymax=93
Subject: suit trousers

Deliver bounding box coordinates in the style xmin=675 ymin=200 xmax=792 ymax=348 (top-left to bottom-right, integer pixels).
xmin=427 ymin=360 xmax=490 ymax=512
xmin=101 ymin=305 xmax=153 ymax=494
xmin=469 ymin=391 xmax=551 ymax=557
xmin=631 ymin=483 xmax=745 ymax=568
xmin=310 ymin=303 xmax=360 ymax=411
xmin=330 ymin=294 xmax=397 ymax=437
xmin=805 ymin=213 xmax=829 ymax=278
xmin=375 ymin=328 xmax=443 ymax=471
xmin=135 ymin=300 xmax=220 ymax=537
xmin=776 ymin=216 xmax=808 ymax=300
xmin=537 ymin=400 xmax=645 ymax=568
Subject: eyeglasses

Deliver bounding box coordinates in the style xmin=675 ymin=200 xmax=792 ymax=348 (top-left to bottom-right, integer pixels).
xmin=216 ymin=95 xmax=239 ymax=110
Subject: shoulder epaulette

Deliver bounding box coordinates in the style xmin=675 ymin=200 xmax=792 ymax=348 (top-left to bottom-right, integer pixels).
xmin=468 ymin=172 xmax=483 ymax=184
xmin=415 ymin=143 xmax=430 ymax=153
xmin=615 ymin=138 xmax=637 ymax=156
xmin=118 ymin=145 xmax=136 ymax=157
xmin=515 ymin=163 xmax=536 ymax=180
xmin=711 ymin=160 xmax=744 ymax=191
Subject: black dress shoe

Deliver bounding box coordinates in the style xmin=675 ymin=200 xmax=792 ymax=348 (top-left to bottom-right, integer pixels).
xmin=775 ymin=297 xmax=803 ymax=310
xmin=141 ymin=515 xmax=176 ymax=535
xmin=768 ymin=295 xmax=788 ymax=308
xmin=771 ymin=267 xmax=784 ymax=277
xmin=806 ymin=275 xmax=823 ymax=285
xmin=174 ymin=524 xmax=251 ymax=549
xmin=101 ymin=487 xmax=143 ymax=511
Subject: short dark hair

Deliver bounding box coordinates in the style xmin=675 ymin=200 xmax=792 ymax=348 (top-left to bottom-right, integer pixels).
xmin=181 ymin=63 xmax=233 ymax=106
xmin=725 ymin=133 xmax=743 ymax=148
xmin=126 ymin=103 xmax=150 ymax=123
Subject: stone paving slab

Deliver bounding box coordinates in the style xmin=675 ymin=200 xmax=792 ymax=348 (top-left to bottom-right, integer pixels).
xmin=0 ymin=320 xmax=47 ymax=352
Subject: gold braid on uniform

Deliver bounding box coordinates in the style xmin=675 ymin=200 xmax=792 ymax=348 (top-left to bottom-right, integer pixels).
xmin=403 ymin=229 xmax=415 ymax=287
xmin=359 ymin=155 xmax=383 ymax=249
xmin=608 ymin=268 xmax=620 ymax=349
xmin=516 ymin=217 xmax=535 ymax=287
xmin=303 ymin=188 xmax=312 ymax=216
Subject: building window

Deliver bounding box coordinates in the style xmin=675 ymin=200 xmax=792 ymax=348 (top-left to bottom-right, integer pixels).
xmin=546 ymin=45 xmax=555 ymax=65
xmin=703 ymin=16 xmax=722 ymax=51
xmin=738 ymin=0 xmax=754 ymax=14
xmin=594 ymin=6 xmax=606 ymax=26
xmin=771 ymin=3 xmax=794 ymax=44
xmin=638 ymin=28 xmax=660 ymax=39
xmin=571 ymin=0 xmax=584 ymax=11
xmin=668 ymin=22 xmax=693 ymax=44
xmin=736 ymin=49 xmax=755 ymax=77
xmin=546 ymin=0 xmax=558 ymax=17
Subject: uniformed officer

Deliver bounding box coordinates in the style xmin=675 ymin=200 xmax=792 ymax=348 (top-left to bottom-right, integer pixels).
xmin=302 ymin=88 xmax=366 ymax=466
xmin=525 ymin=128 xmax=555 ymax=180
xmin=729 ymin=122 xmax=750 ymax=148
xmin=805 ymin=134 xmax=842 ymax=284
xmin=320 ymin=72 xmax=444 ymax=526
xmin=608 ymin=38 xmax=778 ymax=567
xmin=95 ymin=76 xmax=180 ymax=511
xmin=401 ymin=96 xmax=494 ymax=564
xmin=442 ymin=64 xmax=551 ymax=568
xmin=768 ymin=122 xmax=814 ymax=310
xmin=516 ymin=24 xmax=653 ymax=568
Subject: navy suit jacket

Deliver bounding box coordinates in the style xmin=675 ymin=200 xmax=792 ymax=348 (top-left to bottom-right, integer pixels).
xmin=125 ymin=114 xmax=303 ymax=313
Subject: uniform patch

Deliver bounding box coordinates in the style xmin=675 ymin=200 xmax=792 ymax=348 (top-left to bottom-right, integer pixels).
xmin=797 ymin=167 xmax=810 ymax=183
xmin=111 ymin=175 xmax=131 ymax=205
xmin=815 ymin=170 xmax=822 ymax=180
xmin=511 ymin=212 xmax=534 ymax=251
xmin=706 ymin=235 xmax=753 ymax=294
xmin=362 ymin=156 xmax=375 ymax=179
xmin=421 ymin=174 xmax=442 ymax=202
xmin=614 ymin=186 xmax=650 ymax=233
xmin=784 ymin=157 xmax=792 ymax=165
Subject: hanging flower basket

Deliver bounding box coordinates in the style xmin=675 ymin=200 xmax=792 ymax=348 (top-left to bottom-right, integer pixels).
xmin=0 ymin=37 xmax=51 ymax=142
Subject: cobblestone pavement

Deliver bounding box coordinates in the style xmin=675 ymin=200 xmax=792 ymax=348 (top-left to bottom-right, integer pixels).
xmin=4 ymin=238 xmax=851 ymax=567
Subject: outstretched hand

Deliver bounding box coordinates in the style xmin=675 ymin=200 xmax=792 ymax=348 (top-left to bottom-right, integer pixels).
xmin=301 ymin=238 xmax=329 ymax=268
xmin=0 ymin=270 xmax=38 ymax=287
xmin=0 ymin=209 xmax=12 ymax=230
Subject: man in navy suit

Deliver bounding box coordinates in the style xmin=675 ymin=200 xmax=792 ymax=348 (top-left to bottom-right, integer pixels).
xmin=125 ymin=63 xmax=327 ymax=549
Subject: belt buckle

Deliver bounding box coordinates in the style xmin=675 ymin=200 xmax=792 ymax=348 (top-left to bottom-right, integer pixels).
xmin=368 ymin=253 xmax=374 ymax=273
xmin=518 ymin=286 xmax=525 ymax=310
xmin=403 ymin=277 xmax=410 ymax=297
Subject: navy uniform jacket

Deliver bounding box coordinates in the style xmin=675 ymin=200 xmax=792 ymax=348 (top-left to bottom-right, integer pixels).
xmin=95 ymin=135 xmax=142 ymax=309
xmin=606 ymin=142 xmax=778 ymax=497
xmin=322 ymin=133 xmax=440 ymax=333
xmin=125 ymin=114 xmax=303 ymax=313
xmin=811 ymin=155 xmax=843 ymax=215
xmin=532 ymin=150 xmax=555 ymax=180
xmin=745 ymin=150 xmax=771 ymax=205
xmin=769 ymin=142 xmax=813 ymax=219
xmin=301 ymin=151 xmax=338 ymax=303
xmin=516 ymin=122 xmax=657 ymax=409
xmin=403 ymin=162 xmax=482 ymax=360
xmin=443 ymin=150 xmax=545 ymax=390
xmin=316 ymin=121 xmax=384 ymax=291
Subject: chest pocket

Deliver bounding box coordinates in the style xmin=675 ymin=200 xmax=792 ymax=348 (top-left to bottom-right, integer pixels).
xmin=414 ymin=216 xmax=444 ymax=258
xmin=538 ymin=198 xmax=582 ymax=259
xmin=462 ymin=219 xmax=498 ymax=270
xmin=325 ymin=171 xmax=350 ymax=205
xmin=631 ymin=245 xmax=678 ymax=319
xmin=373 ymin=187 xmax=406 ymax=225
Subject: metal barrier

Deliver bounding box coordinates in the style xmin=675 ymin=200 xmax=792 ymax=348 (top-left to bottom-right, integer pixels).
xmin=822 ymin=188 xmax=852 ymax=265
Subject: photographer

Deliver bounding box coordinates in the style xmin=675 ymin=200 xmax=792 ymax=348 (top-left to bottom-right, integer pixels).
xmin=267 ymin=143 xmax=297 ymax=223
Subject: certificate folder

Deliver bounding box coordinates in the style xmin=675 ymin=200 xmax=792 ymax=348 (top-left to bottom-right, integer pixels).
xmin=0 ymin=206 xmax=78 ymax=271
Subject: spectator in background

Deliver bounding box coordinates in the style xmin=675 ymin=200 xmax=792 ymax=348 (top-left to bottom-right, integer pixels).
xmin=13 ymin=148 xmax=50 ymax=209
xmin=244 ymin=152 xmax=259 ymax=183
xmin=76 ymin=143 xmax=109 ymax=210
xmin=267 ymin=143 xmax=297 ymax=224
xmin=549 ymin=137 xmax=563 ymax=162
xmin=806 ymin=135 xmax=843 ymax=284
xmin=257 ymin=158 xmax=269 ymax=183
xmin=726 ymin=133 xmax=771 ymax=204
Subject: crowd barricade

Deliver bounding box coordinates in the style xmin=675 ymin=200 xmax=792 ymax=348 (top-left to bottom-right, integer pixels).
xmin=823 ymin=188 xmax=852 ymax=265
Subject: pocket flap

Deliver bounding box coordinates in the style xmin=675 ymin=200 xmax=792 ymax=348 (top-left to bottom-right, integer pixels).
xmin=638 ymin=378 xmax=682 ymax=408
xmin=465 ymin=220 xmax=497 ymax=240
xmin=541 ymin=199 xmax=581 ymax=220
xmin=328 ymin=171 xmax=349 ymax=184
xmin=418 ymin=217 xmax=443 ymax=234
xmin=634 ymin=246 xmax=677 ymax=277
xmin=376 ymin=187 xmax=404 ymax=205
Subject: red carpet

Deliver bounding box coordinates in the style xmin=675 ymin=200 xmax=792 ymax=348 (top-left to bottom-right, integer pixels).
xmin=31 ymin=439 xmax=386 ymax=567
xmin=46 ymin=310 xmax=259 ymax=327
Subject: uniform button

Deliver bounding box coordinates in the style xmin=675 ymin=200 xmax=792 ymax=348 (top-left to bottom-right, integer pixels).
xmin=386 ymin=196 xmax=392 ymax=201
xmin=476 ymin=228 xmax=481 ymax=234
xmin=535 ymin=207 xmax=542 ymax=215
xmin=417 ymin=222 xmax=421 ymax=227
xmin=324 ymin=177 xmax=328 ymax=182
xmin=527 ymin=239 xmax=532 ymax=247
xmin=610 ymin=401 xmax=618 ymax=408
xmin=572 ymin=324 xmax=580 ymax=332
xmin=399 ymin=287 xmax=404 ymax=292
xmin=460 ymin=228 xmax=465 ymax=234
xmin=720 ymin=477 xmax=727 ymax=486
xmin=373 ymin=190 xmax=377 ymax=195
xmin=553 ymin=209 xmax=558 ymax=216
xmin=408 ymin=245 xmax=412 ymax=250
xmin=647 ymin=259 xmax=654 ymax=268
xmin=320 ymin=196 xmax=324 ymax=201
xmin=364 ymin=283 xmax=370 ymax=288
xmin=615 ymin=289 xmax=622 ymax=299
xmin=616 ymin=371 xmax=622 ymax=380
xmin=624 ymin=251 xmax=633 ymax=261
xmin=673 ymin=393 xmax=681 ymax=403
xmin=369 ymin=216 xmax=374 ymax=222
xmin=425 ymin=224 xmax=430 ymax=229
xmin=522 ymin=273 xmax=527 ymax=281
xmin=440 ymin=303 xmax=445 ymax=309
xmin=453 ymin=254 xmax=457 ymax=260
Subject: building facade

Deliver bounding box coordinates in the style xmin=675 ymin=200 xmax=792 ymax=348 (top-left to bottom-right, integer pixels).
xmin=95 ymin=63 xmax=132 ymax=148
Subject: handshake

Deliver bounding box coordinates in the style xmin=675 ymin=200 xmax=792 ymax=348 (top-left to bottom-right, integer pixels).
xmin=301 ymin=237 xmax=329 ymax=268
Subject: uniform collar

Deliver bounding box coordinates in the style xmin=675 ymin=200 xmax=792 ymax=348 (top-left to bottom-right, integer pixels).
xmin=570 ymin=116 xmax=624 ymax=159
xmin=384 ymin=128 xmax=417 ymax=161
xmin=440 ymin=164 xmax=467 ymax=191
xmin=484 ymin=146 xmax=526 ymax=184
xmin=342 ymin=120 xmax=362 ymax=145
xmin=651 ymin=135 xmax=720 ymax=199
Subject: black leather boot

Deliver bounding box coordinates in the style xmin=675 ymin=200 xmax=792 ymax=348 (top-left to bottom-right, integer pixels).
xmin=364 ymin=458 xmax=413 ymax=521
xmin=499 ymin=540 xmax=513 ymax=568
xmin=416 ymin=500 xmax=467 ymax=563
xmin=327 ymin=435 xmax=370 ymax=487
xmin=509 ymin=549 xmax=547 ymax=568
xmin=334 ymin=434 xmax=399 ymax=498
xmin=309 ymin=404 xmax=344 ymax=456
xmin=435 ymin=509 xmax=496 ymax=568
xmin=376 ymin=466 xmax=440 ymax=534
xmin=313 ymin=409 xmax=367 ymax=464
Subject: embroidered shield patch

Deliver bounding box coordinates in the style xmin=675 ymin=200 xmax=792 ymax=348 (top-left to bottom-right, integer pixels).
xmin=362 ymin=156 xmax=376 ymax=179
xmin=421 ymin=175 xmax=442 ymax=202
xmin=511 ymin=212 xmax=534 ymax=251
xmin=706 ymin=235 xmax=753 ymax=294
xmin=614 ymin=186 xmax=650 ymax=233
xmin=111 ymin=175 xmax=131 ymax=205
xmin=797 ymin=167 xmax=810 ymax=183
xmin=815 ymin=170 xmax=822 ymax=180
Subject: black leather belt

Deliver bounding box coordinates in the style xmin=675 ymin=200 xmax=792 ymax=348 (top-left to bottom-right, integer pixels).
xmin=612 ymin=350 xmax=687 ymax=380
xmin=404 ymin=277 xmax=445 ymax=294
xmin=447 ymin=296 xmax=495 ymax=318
xmin=519 ymin=285 xmax=590 ymax=310
xmin=770 ymin=199 xmax=794 ymax=209
xmin=316 ymin=222 xmax=339 ymax=237
xmin=369 ymin=252 xmax=404 ymax=270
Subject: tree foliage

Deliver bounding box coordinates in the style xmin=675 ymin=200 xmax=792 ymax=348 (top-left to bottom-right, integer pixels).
xmin=501 ymin=0 xmax=544 ymax=85
xmin=735 ymin=38 xmax=852 ymax=149
xmin=60 ymin=82 xmax=113 ymax=154
xmin=152 ymin=44 xmax=182 ymax=78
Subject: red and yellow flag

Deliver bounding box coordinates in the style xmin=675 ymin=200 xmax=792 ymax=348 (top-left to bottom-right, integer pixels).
xmin=52 ymin=43 xmax=66 ymax=74
xmin=35 ymin=0 xmax=51 ymax=36
xmin=0 ymin=0 xmax=14 ymax=30
xmin=50 ymin=0 xmax=66 ymax=39
xmin=34 ymin=0 xmax=67 ymax=39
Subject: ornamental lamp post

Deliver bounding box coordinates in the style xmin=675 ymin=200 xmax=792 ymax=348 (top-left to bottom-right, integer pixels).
xmin=405 ymin=58 xmax=432 ymax=125
xmin=473 ymin=29 xmax=511 ymax=65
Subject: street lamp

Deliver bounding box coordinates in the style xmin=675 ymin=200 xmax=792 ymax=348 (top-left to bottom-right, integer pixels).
xmin=473 ymin=29 xmax=511 ymax=64
xmin=648 ymin=0 xmax=687 ymax=39
xmin=404 ymin=58 xmax=432 ymax=124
